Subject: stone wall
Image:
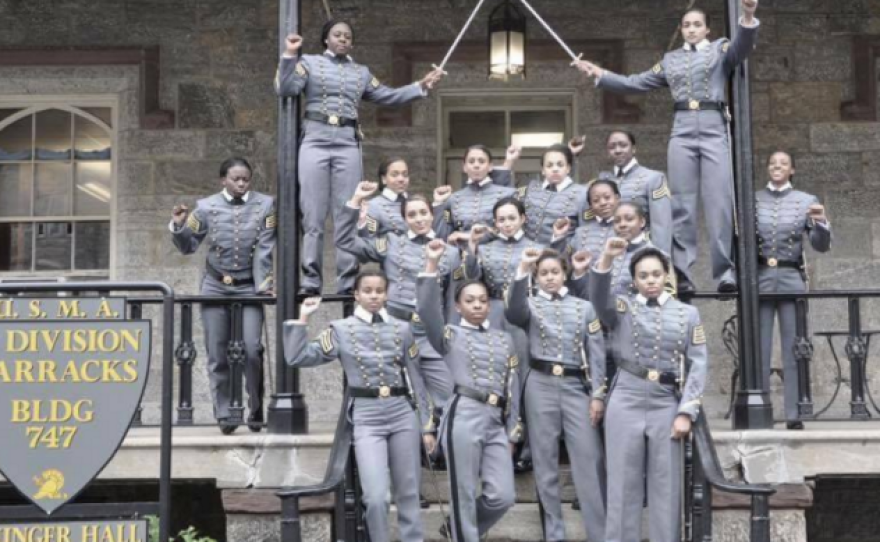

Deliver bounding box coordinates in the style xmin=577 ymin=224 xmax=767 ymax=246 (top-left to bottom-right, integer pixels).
xmin=2 ymin=0 xmax=880 ymax=424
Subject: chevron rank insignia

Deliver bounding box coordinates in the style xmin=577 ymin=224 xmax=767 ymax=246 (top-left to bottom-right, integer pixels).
xmin=583 ymin=209 xmax=595 ymax=221
xmin=295 ymin=62 xmax=307 ymax=77
xmin=653 ymin=182 xmax=670 ymax=200
xmin=517 ymin=186 xmax=528 ymax=198
xmin=652 ymin=62 xmax=663 ymax=74
xmin=371 ymin=76 xmax=380 ymax=89
xmin=365 ymin=215 xmax=378 ymax=233
xmin=443 ymin=209 xmax=452 ymax=224
xmin=722 ymin=42 xmax=730 ymax=53
xmin=509 ymin=355 xmax=519 ymax=368
xmin=376 ymin=237 xmax=388 ymax=254
xmin=409 ymin=343 xmax=419 ymax=358
xmin=444 ymin=326 xmax=453 ymax=341
xmin=617 ymin=298 xmax=627 ymax=313
xmin=692 ymin=325 xmax=706 ymax=345
xmin=265 ymin=213 xmax=276 ymax=229
xmin=411 ymin=312 xmax=421 ymax=324
xmin=186 ymin=213 xmax=201 ymax=232
xmin=453 ymin=266 xmax=464 ymax=280
xmin=589 ymin=319 xmax=602 ymax=334
xmin=317 ymin=329 xmax=334 ymax=354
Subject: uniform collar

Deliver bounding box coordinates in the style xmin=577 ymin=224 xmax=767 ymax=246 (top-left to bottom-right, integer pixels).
xmin=767 ymin=182 xmax=793 ymax=193
xmin=636 ymin=292 xmax=671 ymax=306
xmin=614 ymin=158 xmax=639 ymax=178
xmin=222 ymin=189 xmax=250 ymax=203
xmin=595 ymin=215 xmax=613 ymax=225
xmin=354 ymin=306 xmax=389 ymax=323
xmin=628 ymin=233 xmax=646 ymax=246
xmin=467 ymin=176 xmax=493 ymax=188
xmin=407 ymin=229 xmax=436 ymax=241
xmin=542 ymin=177 xmax=573 ymax=192
xmin=323 ymin=49 xmax=353 ymax=62
xmin=382 ymin=188 xmax=407 ymax=201
xmin=537 ymin=286 xmax=569 ymax=301
xmin=497 ymin=229 xmax=524 ymax=242
xmin=684 ymin=39 xmax=711 ymax=52
xmin=460 ymin=319 xmax=490 ymax=331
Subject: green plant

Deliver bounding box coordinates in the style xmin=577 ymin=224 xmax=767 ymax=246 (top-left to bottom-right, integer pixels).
xmin=144 ymin=517 xmax=217 ymax=542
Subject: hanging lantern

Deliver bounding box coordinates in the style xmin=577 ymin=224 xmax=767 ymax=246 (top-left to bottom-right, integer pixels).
xmin=488 ymin=0 xmax=526 ymax=80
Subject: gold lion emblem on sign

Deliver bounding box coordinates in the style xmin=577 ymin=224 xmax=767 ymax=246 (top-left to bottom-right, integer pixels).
xmin=33 ymin=469 xmax=68 ymax=500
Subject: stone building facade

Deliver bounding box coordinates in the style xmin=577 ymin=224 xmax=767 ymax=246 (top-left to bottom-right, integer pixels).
xmin=1 ymin=0 xmax=879 ymax=425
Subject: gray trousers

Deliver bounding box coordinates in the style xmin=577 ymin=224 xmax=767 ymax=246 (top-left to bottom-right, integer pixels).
xmin=668 ymin=111 xmax=735 ymax=284
xmin=299 ymin=136 xmax=361 ymax=294
xmin=525 ymin=371 xmax=606 ymax=542
xmin=352 ymin=398 xmax=424 ymax=542
xmin=489 ymin=298 xmax=532 ymax=462
xmin=443 ymin=395 xmax=515 ymax=542
xmin=200 ymin=276 xmax=264 ymax=420
xmin=760 ymin=300 xmax=800 ymax=421
xmin=605 ymin=372 xmax=682 ymax=542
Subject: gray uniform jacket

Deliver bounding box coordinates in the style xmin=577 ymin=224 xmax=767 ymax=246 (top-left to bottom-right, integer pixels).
xmin=172 ymin=191 xmax=276 ymax=292
xmin=554 ymin=216 xmax=615 ymax=259
xmin=275 ymin=52 xmax=424 ymax=145
xmin=362 ymin=190 xmax=407 ymax=238
xmin=505 ymin=276 xmax=608 ymax=399
xmin=597 ymin=22 xmax=759 ymax=103
xmin=417 ymin=276 xmax=523 ymax=442
xmin=433 ymin=170 xmax=515 ymax=239
xmin=464 ymin=233 xmax=545 ymax=299
xmin=518 ymin=180 xmax=589 ymax=244
xmin=590 ymin=268 xmax=707 ymax=420
xmin=597 ymin=163 xmax=673 ymax=256
xmin=756 ymin=187 xmax=832 ymax=292
xmin=284 ymin=314 xmax=433 ymax=431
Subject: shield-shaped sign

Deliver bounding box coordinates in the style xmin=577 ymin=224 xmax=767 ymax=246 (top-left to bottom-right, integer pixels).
xmin=0 ymin=319 xmax=151 ymax=514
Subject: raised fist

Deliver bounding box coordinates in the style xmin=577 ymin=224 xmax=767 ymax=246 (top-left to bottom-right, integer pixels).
xmin=433 ymin=185 xmax=453 ymax=205
xmin=300 ymin=296 xmax=322 ymax=319
xmin=172 ymin=204 xmax=189 ymax=226
xmin=285 ymin=34 xmax=303 ymax=56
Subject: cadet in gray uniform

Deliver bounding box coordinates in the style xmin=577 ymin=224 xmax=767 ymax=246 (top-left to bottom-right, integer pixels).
xmin=433 ymin=145 xmax=519 ymax=242
xmin=758 ymin=151 xmax=832 ymax=429
xmin=275 ymin=20 xmax=444 ymax=295
xmin=170 ymin=158 xmax=274 ymax=434
xmin=590 ymin=241 xmax=708 ymax=542
xmin=417 ymin=239 xmax=521 ymax=542
xmin=595 ymin=131 xmax=673 ymax=257
xmin=284 ymin=270 xmax=435 ymax=542
xmin=574 ymin=0 xmax=760 ymax=293
xmin=505 ymin=248 xmax=607 ymax=542
xmin=339 ymin=181 xmax=463 ymax=410
xmin=517 ymin=144 xmax=588 ymax=245
xmin=360 ymin=156 xmax=411 ymax=238
xmin=554 ymin=179 xmax=619 ymax=273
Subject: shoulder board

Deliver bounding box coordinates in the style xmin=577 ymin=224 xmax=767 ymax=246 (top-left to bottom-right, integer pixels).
xmin=409 ymin=343 xmax=419 ymax=358
xmin=317 ymin=329 xmax=334 ymax=354
xmin=370 ymin=76 xmax=381 ymax=89
xmin=376 ymin=237 xmax=389 ymax=254
xmin=583 ymin=209 xmax=595 ymax=221
xmin=588 ymin=318 xmax=602 ymax=334
xmin=186 ymin=213 xmax=201 ymax=232
xmin=692 ymin=324 xmax=706 ymax=345
xmin=652 ymin=181 xmax=670 ymax=200
xmin=265 ymin=212 xmax=276 ymax=229
xmin=617 ymin=298 xmax=627 ymax=313
xmin=295 ymin=61 xmax=308 ymax=77
xmin=652 ymin=62 xmax=663 ymax=74
xmin=508 ymin=354 xmax=519 ymax=368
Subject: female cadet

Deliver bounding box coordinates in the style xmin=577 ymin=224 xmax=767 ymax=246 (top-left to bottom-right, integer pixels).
xmin=574 ymin=0 xmax=760 ymax=293
xmin=284 ymin=270 xmax=434 ymax=542
xmin=417 ymin=239 xmax=521 ymax=542
xmin=433 ymin=145 xmax=521 ymax=242
xmin=554 ymin=179 xmax=620 ymax=269
xmin=517 ymin=144 xmax=588 ymax=245
xmin=338 ymin=181 xmax=462 ymax=411
xmin=758 ymin=151 xmax=831 ymax=429
xmin=504 ymin=248 xmax=607 ymax=542
xmin=360 ymin=156 xmax=411 ymax=237
xmin=275 ymin=20 xmax=445 ymax=296
xmin=589 ymin=241 xmax=707 ymax=542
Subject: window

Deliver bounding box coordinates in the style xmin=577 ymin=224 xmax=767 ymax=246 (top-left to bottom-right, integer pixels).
xmin=0 ymin=104 xmax=114 ymax=276
xmin=438 ymin=90 xmax=575 ymax=187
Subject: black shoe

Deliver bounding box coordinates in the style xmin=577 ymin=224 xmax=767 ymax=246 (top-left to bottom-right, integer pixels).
xmin=677 ymin=280 xmax=696 ymax=296
xmin=247 ymin=408 xmax=264 ymax=433
xmin=717 ymin=280 xmax=738 ymax=294
xmin=219 ymin=419 xmax=238 ymax=435
xmin=420 ymin=493 xmax=430 ymax=509
xmin=438 ymin=516 xmax=451 ymax=538
xmin=571 ymin=497 xmax=581 ymax=510
xmin=786 ymin=421 xmax=804 ymax=430
xmin=514 ymin=458 xmax=533 ymax=474
xmin=298 ymin=287 xmax=321 ymax=297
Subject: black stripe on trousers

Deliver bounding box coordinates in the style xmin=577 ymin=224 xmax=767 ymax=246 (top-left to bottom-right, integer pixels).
xmin=521 ymin=371 xmax=547 ymax=539
xmin=446 ymin=395 xmax=465 ymax=542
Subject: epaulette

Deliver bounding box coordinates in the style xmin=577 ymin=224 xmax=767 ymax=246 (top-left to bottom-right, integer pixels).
xmin=186 ymin=213 xmax=201 ymax=232
xmin=652 ymin=62 xmax=663 ymax=74
xmin=295 ymin=62 xmax=308 ymax=77
xmin=265 ymin=213 xmax=277 ymax=229
xmin=376 ymin=237 xmax=388 ymax=254
xmin=617 ymin=298 xmax=627 ymax=313
xmin=653 ymin=181 xmax=670 ymax=200
xmin=692 ymin=324 xmax=706 ymax=345
xmin=508 ymin=355 xmax=518 ymax=368
xmin=370 ymin=76 xmax=380 ymax=89
xmin=317 ymin=329 xmax=333 ymax=354
xmin=588 ymin=319 xmax=602 ymax=334
xmin=365 ymin=215 xmax=378 ymax=234
xmin=409 ymin=343 xmax=419 ymax=358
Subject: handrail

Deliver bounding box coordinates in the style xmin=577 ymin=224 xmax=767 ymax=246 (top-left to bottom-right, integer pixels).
xmin=693 ymin=415 xmax=774 ymax=497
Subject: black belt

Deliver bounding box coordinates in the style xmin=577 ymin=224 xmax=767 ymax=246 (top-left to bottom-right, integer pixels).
xmin=530 ymin=359 xmax=582 ymax=378
xmin=616 ymin=358 xmax=679 ymax=386
xmin=350 ymin=386 xmax=408 ymax=398
xmin=304 ymin=111 xmax=358 ymax=128
xmin=673 ymin=100 xmax=725 ymax=112
xmin=385 ymin=305 xmax=421 ymax=324
xmin=206 ymin=263 xmax=253 ymax=286
xmin=454 ymin=385 xmax=506 ymax=409
xmin=758 ymin=256 xmax=801 ymax=269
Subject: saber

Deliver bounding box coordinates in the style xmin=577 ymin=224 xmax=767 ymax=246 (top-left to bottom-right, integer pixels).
xmin=516 ymin=0 xmax=581 ymax=62
xmin=434 ymin=0 xmax=489 ymax=72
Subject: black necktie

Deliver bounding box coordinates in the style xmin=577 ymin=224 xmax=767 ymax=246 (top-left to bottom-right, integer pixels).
xmin=231 ymin=197 xmax=245 ymax=206
xmin=616 ymin=169 xmax=625 ymax=179
xmin=646 ymin=298 xmax=660 ymax=307
xmin=546 ymin=184 xmax=558 ymax=193
xmin=396 ymin=194 xmax=407 ymax=203
xmin=372 ymin=313 xmax=383 ymax=324
xmin=412 ymin=235 xmax=428 ymax=245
